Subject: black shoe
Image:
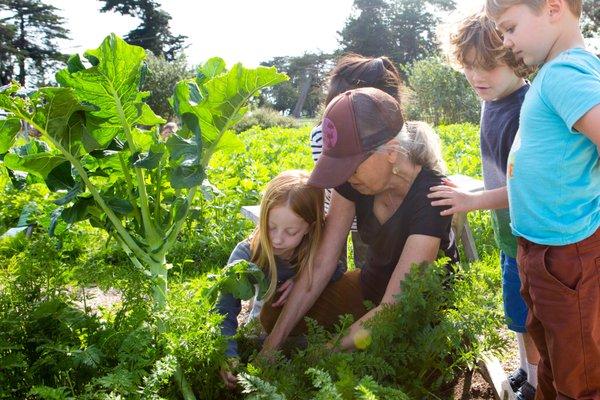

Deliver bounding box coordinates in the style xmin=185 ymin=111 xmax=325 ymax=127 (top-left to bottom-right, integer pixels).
xmin=508 ymin=368 xmax=528 ymax=391
xmin=515 ymin=382 xmax=536 ymax=400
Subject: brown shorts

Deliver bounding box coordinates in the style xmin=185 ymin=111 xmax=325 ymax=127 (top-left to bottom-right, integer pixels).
xmin=517 ymin=228 xmax=600 ymax=400
xmin=260 ymin=269 xmax=368 ymax=336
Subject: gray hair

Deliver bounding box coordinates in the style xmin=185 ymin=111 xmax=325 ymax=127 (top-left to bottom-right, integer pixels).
xmin=378 ymin=121 xmax=446 ymax=174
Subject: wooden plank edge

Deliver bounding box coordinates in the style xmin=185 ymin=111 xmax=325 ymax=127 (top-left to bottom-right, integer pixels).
xmin=477 ymin=353 xmax=515 ymax=400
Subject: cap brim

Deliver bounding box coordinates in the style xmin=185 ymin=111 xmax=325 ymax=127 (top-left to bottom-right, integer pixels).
xmin=308 ymin=152 xmax=368 ymax=189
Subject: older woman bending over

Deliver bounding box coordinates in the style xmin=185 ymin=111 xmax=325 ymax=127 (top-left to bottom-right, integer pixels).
xmin=260 ymin=87 xmax=458 ymax=353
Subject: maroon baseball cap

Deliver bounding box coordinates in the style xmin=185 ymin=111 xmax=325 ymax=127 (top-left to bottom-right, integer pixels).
xmin=308 ymin=87 xmax=404 ymax=188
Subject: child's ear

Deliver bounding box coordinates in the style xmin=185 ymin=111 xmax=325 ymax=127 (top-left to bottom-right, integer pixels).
xmin=304 ymin=221 xmax=316 ymax=236
xmin=545 ymin=0 xmax=563 ymax=20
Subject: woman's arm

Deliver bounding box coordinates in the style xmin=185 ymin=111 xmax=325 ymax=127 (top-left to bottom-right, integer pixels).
xmin=339 ymin=234 xmax=441 ymax=351
xmin=260 ymin=190 xmax=355 ymax=354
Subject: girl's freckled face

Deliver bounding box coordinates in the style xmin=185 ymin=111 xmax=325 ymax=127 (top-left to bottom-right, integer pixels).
xmin=268 ymin=205 xmax=309 ymax=259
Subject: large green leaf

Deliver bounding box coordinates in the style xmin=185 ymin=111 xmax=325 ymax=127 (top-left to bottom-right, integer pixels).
xmin=56 ymin=34 xmax=165 ymax=149
xmin=170 ymin=196 xmax=189 ymax=225
xmin=0 ymin=83 xmax=28 ymax=116
xmin=54 ymin=182 xmax=84 ymax=206
xmin=45 ymin=161 xmax=75 ymax=191
xmin=165 ymin=112 xmax=203 ymax=189
xmin=165 ymin=134 xmax=198 ymax=162
xmin=173 ymin=60 xmax=288 ymax=166
xmin=196 ymin=57 xmax=227 ymax=83
xmin=203 ymin=260 xmax=267 ymax=305
xmin=213 ymin=130 xmax=243 ymax=153
xmin=0 ymin=117 xmax=21 ymax=153
xmin=172 ymin=80 xmax=203 ymax=118
xmin=61 ymin=196 xmax=95 ymax=224
xmin=132 ymin=144 xmax=164 ymax=170
xmin=199 ymin=63 xmax=287 ymax=141
xmin=4 ymin=152 xmax=67 ymax=179
xmin=168 ymin=162 xmax=205 ymax=189
xmin=105 ymin=197 xmax=134 ymax=216
xmin=31 ymin=87 xmax=98 ymax=156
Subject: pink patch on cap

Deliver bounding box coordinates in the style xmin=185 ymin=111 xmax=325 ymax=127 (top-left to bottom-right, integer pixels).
xmin=322 ymin=118 xmax=338 ymax=150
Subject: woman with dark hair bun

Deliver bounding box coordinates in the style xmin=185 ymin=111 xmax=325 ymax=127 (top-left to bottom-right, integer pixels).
xmin=310 ymin=54 xmax=403 ymax=268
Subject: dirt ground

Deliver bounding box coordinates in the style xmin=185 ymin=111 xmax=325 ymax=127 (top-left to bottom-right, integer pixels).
xmin=452 ymin=327 xmax=520 ymax=399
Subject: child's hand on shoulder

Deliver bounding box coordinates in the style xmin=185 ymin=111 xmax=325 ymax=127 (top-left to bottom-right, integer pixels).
xmin=428 ymin=178 xmax=480 ymax=215
xmin=271 ymin=278 xmax=294 ymax=307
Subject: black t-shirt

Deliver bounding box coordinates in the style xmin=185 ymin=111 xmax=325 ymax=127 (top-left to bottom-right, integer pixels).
xmin=336 ymin=168 xmax=459 ymax=304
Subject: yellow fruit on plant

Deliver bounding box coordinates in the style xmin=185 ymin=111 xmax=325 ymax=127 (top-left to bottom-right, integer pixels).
xmin=353 ymin=328 xmax=372 ymax=350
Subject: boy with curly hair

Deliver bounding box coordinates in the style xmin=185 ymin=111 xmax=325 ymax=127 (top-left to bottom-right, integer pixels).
xmin=485 ymin=0 xmax=600 ymax=398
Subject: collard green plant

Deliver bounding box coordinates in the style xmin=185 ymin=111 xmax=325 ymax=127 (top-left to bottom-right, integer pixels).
xmin=202 ymin=259 xmax=268 ymax=305
xmin=0 ymin=33 xmax=287 ymax=399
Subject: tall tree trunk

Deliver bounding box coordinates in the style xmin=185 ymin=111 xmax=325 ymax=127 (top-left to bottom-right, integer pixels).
xmin=17 ymin=12 xmax=26 ymax=86
xmin=292 ymin=70 xmax=312 ymax=118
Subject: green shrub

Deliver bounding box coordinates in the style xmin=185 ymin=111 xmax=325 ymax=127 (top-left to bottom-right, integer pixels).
xmin=232 ymin=108 xmax=301 ymax=133
xmin=405 ymin=57 xmax=480 ymax=125
xmin=142 ymin=52 xmax=194 ymax=121
xmin=437 ymin=123 xmax=496 ymax=256
xmin=437 ymin=123 xmax=482 ymax=179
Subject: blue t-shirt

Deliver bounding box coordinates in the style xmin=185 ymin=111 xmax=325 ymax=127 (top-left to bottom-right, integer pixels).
xmin=507 ymin=48 xmax=600 ymax=245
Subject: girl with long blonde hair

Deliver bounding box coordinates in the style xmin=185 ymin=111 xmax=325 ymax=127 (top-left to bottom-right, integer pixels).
xmin=217 ymin=170 xmax=345 ymax=388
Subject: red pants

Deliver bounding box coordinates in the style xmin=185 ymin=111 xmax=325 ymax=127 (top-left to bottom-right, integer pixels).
xmin=517 ymin=228 xmax=600 ymax=400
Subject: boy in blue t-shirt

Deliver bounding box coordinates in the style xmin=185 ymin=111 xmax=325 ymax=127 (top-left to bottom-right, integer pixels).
xmin=429 ymin=12 xmax=539 ymax=400
xmin=486 ymin=0 xmax=600 ymax=398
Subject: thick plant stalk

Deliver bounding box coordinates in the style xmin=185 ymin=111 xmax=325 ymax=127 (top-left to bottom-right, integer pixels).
xmin=113 ymin=90 xmax=161 ymax=246
xmin=23 ymin=119 xmax=154 ymax=266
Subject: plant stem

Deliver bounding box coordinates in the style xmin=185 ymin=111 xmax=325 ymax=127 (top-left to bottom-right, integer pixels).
xmin=118 ymin=153 xmax=143 ymax=227
xmin=163 ymin=186 xmax=197 ymax=255
xmin=111 ymin=89 xmax=161 ymax=247
xmin=174 ymin=366 xmax=196 ymax=400
xmin=154 ymin=165 xmax=162 ymax=223
xmin=26 ymin=118 xmax=154 ymax=267
xmin=148 ymin=254 xmax=167 ymax=311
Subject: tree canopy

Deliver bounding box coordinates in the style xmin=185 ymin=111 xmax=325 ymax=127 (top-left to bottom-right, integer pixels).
xmin=0 ymin=0 xmax=69 ymax=86
xmin=99 ymin=0 xmax=187 ymax=60
xmin=259 ymin=53 xmax=334 ymax=117
xmin=338 ymin=0 xmax=455 ymax=67
xmin=582 ymin=0 xmax=600 ymax=38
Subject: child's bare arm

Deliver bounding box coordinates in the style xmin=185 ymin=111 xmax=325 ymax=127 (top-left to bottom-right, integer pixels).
xmin=574 ymin=104 xmax=600 ymax=148
xmin=428 ymin=182 xmax=508 ymax=216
